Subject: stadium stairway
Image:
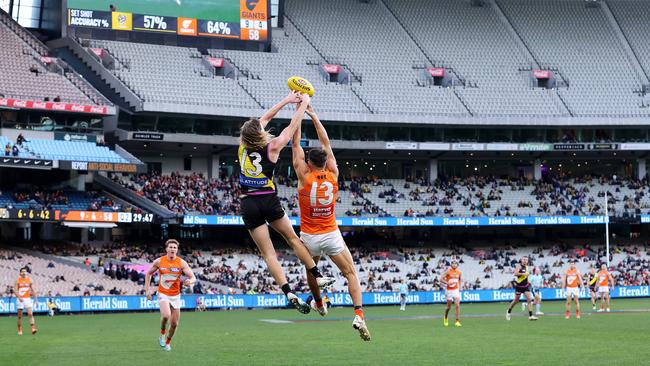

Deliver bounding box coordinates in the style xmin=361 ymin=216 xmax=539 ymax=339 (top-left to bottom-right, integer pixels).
xmin=601 ymin=0 xmax=650 ymax=85
xmin=94 ymin=174 xmax=179 ymax=221
xmin=48 ymin=37 xmax=144 ymax=111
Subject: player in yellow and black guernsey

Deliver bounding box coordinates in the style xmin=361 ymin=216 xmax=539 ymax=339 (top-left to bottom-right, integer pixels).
xmin=506 ymin=256 xmax=538 ymax=321
xmin=586 ymin=266 xmax=599 ymax=310
xmin=238 ymin=91 xmax=334 ymax=315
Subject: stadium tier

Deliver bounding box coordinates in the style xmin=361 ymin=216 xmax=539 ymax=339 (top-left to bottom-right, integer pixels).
xmin=2 ymin=243 xmax=648 ymax=296
xmin=0 ymin=190 xmax=125 ymax=212
xmin=0 ymin=12 xmax=111 ymax=107
xmin=112 ymin=172 xmax=650 ymax=218
xmin=58 ymin=0 xmax=650 ymax=120
xmin=1 ymin=136 xmax=132 ymax=163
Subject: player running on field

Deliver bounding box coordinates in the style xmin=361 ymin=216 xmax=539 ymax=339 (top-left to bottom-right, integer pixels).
xmin=292 ymin=103 xmax=370 ymax=341
xmin=586 ymin=266 xmax=599 ymax=310
xmin=238 ymin=92 xmax=334 ymax=314
xmin=596 ymin=264 xmax=615 ymax=312
xmin=562 ymin=260 xmax=584 ymax=319
xmin=528 ymin=266 xmax=544 ymax=315
xmin=506 ymin=256 xmax=538 ymax=321
xmin=15 ymin=267 xmax=38 ymax=335
xmin=441 ymin=260 xmax=462 ymax=327
xmin=145 ymin=239 xmax=196 ymax=352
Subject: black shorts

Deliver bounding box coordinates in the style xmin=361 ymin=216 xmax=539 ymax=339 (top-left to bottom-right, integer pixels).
xmin=514 ymin=283 xmax=531 ymax=294
xmin=240 ymin=193 xmax=285 ymax=230
xmin=590 ymin=285 xmax=598 ymax=293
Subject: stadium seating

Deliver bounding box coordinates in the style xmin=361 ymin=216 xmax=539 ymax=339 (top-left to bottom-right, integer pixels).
xmin=21 ymin=139 xmax=129 ymax=163
xmin=609 ymin=0 xmax=650 ymax=81
xmin=284 ymin=0 xmax=468 ymax=116
xmin=7 ymin=242 xmax=646 ymax=296
xmin=498 ymin=0 xmax=648 ymax=117
xmin=385 ymin=0 xmax=567 ymax=117
xmin=112 ymin=171 xmax=650 ymax=218
xmin=0 ymin=190 xmax=124 ymax=212
xmin=0 ymin=136 xmax=130 ymax=163
xmin=84 ymin=39 xmax=259 ymax=111
xmin=0 ymin=250 xmax=143 ymax=296
xmin=0 ymin=15 xmax=108 ymax=106
xmin=71 ymin=0 xmax=650 ymax=118
xmin=209 ymin=20 xmax=370 ymax=115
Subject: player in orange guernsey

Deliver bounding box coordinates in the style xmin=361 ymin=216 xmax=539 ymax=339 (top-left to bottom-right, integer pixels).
xmin=562 ymin=260 xmax=584 ymax=319
xmin=291 ymin=104 xmax=370 ymax=341
xmin=596 ymin=263 xmax=615 ymax=312
xmin=441 ymin=260 xmax=462 ymax=327
xmin=145 ymin=239 xmax=196 ymax=352
xmin=15 ymin=267 xmax=38 ymax=335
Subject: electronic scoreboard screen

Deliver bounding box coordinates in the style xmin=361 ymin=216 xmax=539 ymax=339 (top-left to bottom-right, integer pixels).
xmin=66 ymin=0 xmax=269 ymax=42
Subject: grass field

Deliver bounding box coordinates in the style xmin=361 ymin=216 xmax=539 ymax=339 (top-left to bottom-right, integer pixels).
xmin=1 ymin=299 xmax=649 ymax=366
xmin=67 ymin=0 xmax=241 ymax=22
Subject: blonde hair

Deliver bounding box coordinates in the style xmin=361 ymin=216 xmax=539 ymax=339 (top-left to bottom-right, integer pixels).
xmin=165 ymin=239 xmax=179 ymax=249
xmin=240 ymin=118 xmax=273 ymax=151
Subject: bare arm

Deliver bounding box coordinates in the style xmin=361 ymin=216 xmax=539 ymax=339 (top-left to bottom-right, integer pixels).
xmin=577 ymin=272 xmax=584 ymax=289
xmin=514 ymin=264 xmax=525 ymax=277
xmin=15 ymin=281 xmax=21 ymax=302
xmin=30 ymin=283 xmax=37 ymax=303
xmin=307 ymin=105 xmax=338 ymax=178
xmin=268 ymin=94 xmax=310 ymax=159
xmin=291 ymin=116 xmax=309 ymax=183
xmin=259 ymin=91 xmax=300 ymax=128
xmin=440 ymin=270 xmax=448 ymax=288
xmin=145 ymin=258 xmax=160 ymax=300
xmin=182 ymin=259 xmax=196 ymax=288
xmin=561 ymin=273 xmax=567 ymax=289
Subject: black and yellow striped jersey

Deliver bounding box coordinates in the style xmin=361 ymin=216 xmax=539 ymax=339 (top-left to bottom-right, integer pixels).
xmin=238 ymin=144 xmax=276 ymax=195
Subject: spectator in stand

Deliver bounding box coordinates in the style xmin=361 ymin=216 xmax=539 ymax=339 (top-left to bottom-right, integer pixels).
xmin=53 ymin=96 xmax=61 ymax=103
xmin=4 ymin=143 xmax=10 ymax=156
xmin=11 ymin=145 xmax=19 ymax=157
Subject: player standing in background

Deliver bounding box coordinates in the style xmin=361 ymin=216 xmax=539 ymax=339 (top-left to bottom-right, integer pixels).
xmin=239 ymin=92 xmax=334 ymax=314
xmin=145 ymin=239 xmax=196 ymax=352
xmin=586 ymin=266 xmax=599 ymax=310
xmin=15 ymin=267 xmax=38 ymax=335
xmin=441 ymin=260 xmax=462 ymax=327
xmin=506 ymin=256 xmax=538 ymax=321
xmin=596 ymin=264 xmax=615 ymax=312
xmin=292 ymin=104 xmax=370 ymax=341
xmin=562 ymin=261 xmax=584 ymax=319
xmin=528 ymin=266 xmax=544 ymax=316
xmin=399 ymin=279 xmax=408 ymax=311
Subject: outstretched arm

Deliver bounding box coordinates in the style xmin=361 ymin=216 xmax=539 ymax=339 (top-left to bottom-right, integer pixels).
xmin=259 ymin=91 xmax=300 ymax=128
xmin=307 ymin=105 xmax=338 ymax=177
xmin=268 ymin=94 xmax=310 ymax=159
xmin=291 ymin=115 xmax=309 ymax=181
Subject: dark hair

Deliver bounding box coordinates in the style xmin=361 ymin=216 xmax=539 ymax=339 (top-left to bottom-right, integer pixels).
xmin=307 ymin=148 xmax=327 ymax=168
xmin=20 ymin=267 xmax=28 ymax=272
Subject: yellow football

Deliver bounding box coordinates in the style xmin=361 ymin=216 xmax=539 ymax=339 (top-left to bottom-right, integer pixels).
xmin=287 ymin=76 xmax=314 ymax=97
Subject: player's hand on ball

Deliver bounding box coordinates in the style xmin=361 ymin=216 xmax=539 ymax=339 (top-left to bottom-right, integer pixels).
xmin=284 ymin=91 xmax=301 ymax=104
xmin=299 ymin=93 xmax=311 ymax=106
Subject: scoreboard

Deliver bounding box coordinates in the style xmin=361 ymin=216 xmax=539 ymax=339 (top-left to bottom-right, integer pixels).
xmin=65 ymin=0 xmax=269 ymax=42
